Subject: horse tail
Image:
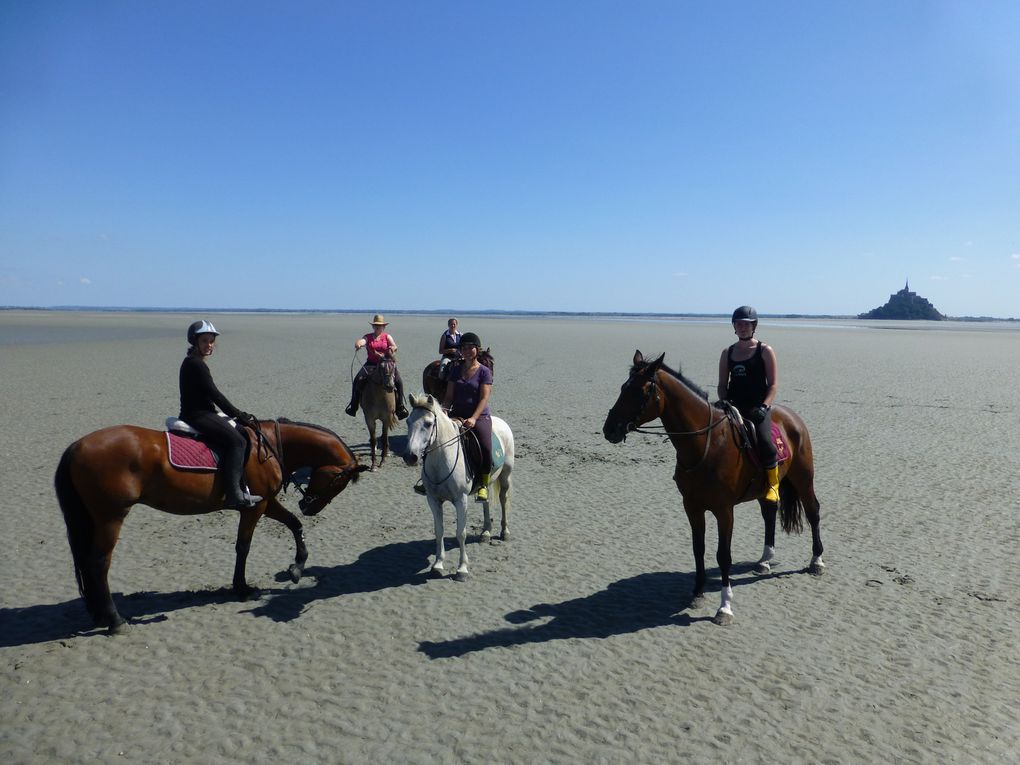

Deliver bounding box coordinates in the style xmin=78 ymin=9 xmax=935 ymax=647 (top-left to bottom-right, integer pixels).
xmin=778 ymin=475 xmax=805 ymax=535
xmin=54 ymin=445 xmax=101 ymax=622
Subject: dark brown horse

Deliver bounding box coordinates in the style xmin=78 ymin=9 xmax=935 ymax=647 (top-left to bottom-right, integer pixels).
xmin=603 ymin=351 xmax=824 ymax=625
xmin=422 ymin=349 xmax=495 ymax=399
xmin=54 ymin=418 xmax=368 ymax=633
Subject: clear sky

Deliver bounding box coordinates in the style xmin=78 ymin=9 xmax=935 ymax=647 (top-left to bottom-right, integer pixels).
xmin=2 ymin=2 xmax=1018 ymax=317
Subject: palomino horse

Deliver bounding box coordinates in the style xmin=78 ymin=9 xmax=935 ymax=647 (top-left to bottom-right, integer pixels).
xmin=603 ymin=351 xmax=824 ymax=625
xmin=360 ymin=362 xmax=397 ymax=469
xmin=421 ymin=349 xmax=494 ymax=400
xmin=55 ymin=418 xmax=368 ymax=633
xmin=403 ymin=394 xmax=514 ymax=580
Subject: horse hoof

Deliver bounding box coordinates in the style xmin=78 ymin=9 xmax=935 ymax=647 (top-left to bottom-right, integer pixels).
xmin=713 ymin=610 xmax=734 ymax=626
xmin=429 ymin=567 xmax=445 ymax=579
xmin=480 ymin=530 xmax=492 ymax=543
xmin=753 ymin=562 xmax=772 ymax=576
xmin=809 ymin=560 xmax=826 ymax=576
xmin=107 ymin=620 xmax=129 ymax=636
xmin=690 ymin=594 xmax=707 ymax=609
xmin=454 ymin=571 xmax=469 ymax=582
xmin=500 ymin=530 xmax=510 ymax=542
xmin=288 ymin=564 xmax=303 ymax=583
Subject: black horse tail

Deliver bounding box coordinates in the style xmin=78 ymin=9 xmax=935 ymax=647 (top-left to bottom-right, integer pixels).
xmin=55 ymin=445 xmax=101 ymax=624
xmin=778 ymin=476 xmax=805 ymax=535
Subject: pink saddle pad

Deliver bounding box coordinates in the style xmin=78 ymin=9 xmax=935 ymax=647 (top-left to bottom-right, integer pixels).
xmin=166 ymin=432 xmax=218 ymax=471
xmin=771 ymin=423 xmax=792 ymax=463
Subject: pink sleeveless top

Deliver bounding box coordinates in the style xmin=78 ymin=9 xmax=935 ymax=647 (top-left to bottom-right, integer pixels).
xmin=364 ymin=332 xmax=392 ymax=363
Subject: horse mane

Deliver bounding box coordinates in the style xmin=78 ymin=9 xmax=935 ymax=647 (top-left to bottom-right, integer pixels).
xmin=276 ymin=417 xmax=347 ymax=444
xmin=631 ymin=357 xmax=709 ymax=401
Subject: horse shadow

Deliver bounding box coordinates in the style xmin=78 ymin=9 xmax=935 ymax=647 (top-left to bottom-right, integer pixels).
xmin=352 ymin=434 xmax=409 ymax=458
xmin=418 ymin=565 xmax=808 ymax=659
xmin=0 ymin=540 xmax=432 ymax=645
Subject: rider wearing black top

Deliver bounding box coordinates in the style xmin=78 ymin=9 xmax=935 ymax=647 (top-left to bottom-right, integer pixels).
xmin=179 ymin=320 xmax=262 ymax=509
xmin=718 ymin=305 xmax=780 ymax=503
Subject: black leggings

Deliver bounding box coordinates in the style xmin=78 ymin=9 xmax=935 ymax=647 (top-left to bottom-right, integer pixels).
xmin=748 ymin=407 xmax=778 ymax=468
xmin=183 ymin=411 xmax=247 ymax=477
xmin=466 ymin=413 xmax=493 ymax=475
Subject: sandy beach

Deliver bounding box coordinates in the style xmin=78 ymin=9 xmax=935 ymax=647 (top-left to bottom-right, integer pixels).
xmin=2 ymin=310 xmax=1019 ymax=764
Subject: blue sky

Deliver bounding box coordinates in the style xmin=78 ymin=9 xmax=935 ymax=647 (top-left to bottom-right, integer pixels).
xmin=2 ymin=1 xmax=1018 ymax=317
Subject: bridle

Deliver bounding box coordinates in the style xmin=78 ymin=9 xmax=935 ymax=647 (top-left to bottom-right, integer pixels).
xmin=626 ymin=368 xmax=726 ymax=472
xmin=413 ymin=406 xmax=468 ymax=488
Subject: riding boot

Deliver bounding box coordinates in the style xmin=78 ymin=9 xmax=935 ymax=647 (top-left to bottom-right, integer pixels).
xmin=413 ymin=478 xmax=426 ymax=495
xmin=222 ymin=450 xmax=262 ymax=509
xmin=395 ymin=378 xmax=409 ymax=420
xmin=475 ymin=473 xmax=491 ymax=502
xmin=345 ymin=378 xmax=362 ymax=417
xmin=764 ymin=464 xmax=780 ymax=504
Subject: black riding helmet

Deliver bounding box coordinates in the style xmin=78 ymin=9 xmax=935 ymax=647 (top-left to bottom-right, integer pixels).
xmin=731 ymin=306 xmax=758 ymax=324
xmin=460 ymin=331 xmax=481 ymax=348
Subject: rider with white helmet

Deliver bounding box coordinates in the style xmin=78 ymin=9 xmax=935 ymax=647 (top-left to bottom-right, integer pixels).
xmin=179 ymin=320 xmax=262 ymax=509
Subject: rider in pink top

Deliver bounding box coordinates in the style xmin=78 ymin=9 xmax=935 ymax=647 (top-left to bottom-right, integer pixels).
xmin=346 ymin=314 xmax=409 ymax=420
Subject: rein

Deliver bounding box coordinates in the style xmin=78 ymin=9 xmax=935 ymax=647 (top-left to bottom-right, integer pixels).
xmin=630 ymin=374 xmax=726 ymax=472
xmin=416 ymin=407 xmax=469 ymax=488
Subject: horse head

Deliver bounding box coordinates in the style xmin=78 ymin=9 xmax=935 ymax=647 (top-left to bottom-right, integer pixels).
xmin=404 ymin=393 xmax=440 ymax=466
xmin=602 ymin=350 xmax=665 ymax=443
xmin=277 ymin=419 xmax=370 ymax=516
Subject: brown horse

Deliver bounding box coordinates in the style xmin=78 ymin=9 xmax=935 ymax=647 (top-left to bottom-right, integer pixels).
xmin=603 ymin=351 xmax=824 ymax=625
xmin=360 ymin=362 xmax=397 ymax=469
xmin=422 ymin=349 xmax=495 ymax=399
xmin=54 ymin=418 xmax=368 ymax=633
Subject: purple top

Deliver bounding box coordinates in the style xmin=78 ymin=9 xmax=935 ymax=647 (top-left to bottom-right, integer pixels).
xmin=450 ymin=363 xmax=492 ymax=418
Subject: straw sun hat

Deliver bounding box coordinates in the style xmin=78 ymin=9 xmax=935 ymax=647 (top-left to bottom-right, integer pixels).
xmin=370 ymin=314 xmax=388 ymax=326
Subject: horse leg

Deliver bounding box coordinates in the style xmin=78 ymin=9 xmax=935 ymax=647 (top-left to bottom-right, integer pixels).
xmin=497 ymin=471 xmax=511 ymax=541
xmin=264 ymin=498 xmax=307 ymax=583
xmin=367 ymin=419 xmax=378 ymax=470
xmin=88 ymin=513 xmax=128 ymax=633
xmin=427 ymin=495 xmax=447 ymax=577
xmin=682 ymin=499 xmax=707 ymax=607
xmin=452 ymin=494 xmax=470 ymax=581
xmin=755 ymin=499 xmax=777 ymax=576
xmin=380 ymin=421 xmax=389 ymax=467
xmin=231 ymin=507 xmax=265 ymax=599
xmin=713 ymin=506 xmax=735 ymax=626
xmin=804 ymin=485 xmax=825 ymax=575
xmin=480 ymin=492 xmax=492 ymax=542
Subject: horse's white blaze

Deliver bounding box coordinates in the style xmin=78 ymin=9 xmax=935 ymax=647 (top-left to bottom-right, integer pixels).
xmin=406 ymin=394 xmax=514 ymax=578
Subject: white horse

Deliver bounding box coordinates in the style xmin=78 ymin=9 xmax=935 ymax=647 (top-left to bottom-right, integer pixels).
xmin=404 ymin=393 xmax=514 ymax=581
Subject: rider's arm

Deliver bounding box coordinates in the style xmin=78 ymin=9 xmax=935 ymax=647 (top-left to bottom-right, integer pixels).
xmin=717 ymin=349 xmax=730 ymax=401
xmin=385 ymin=334 xmax=397 ymax=358
xmin=442 ymin=380 xmax=455 ymax=411
xmin=761 ymin=344 xmax=778 ymax=408
xmin=355 ymin=337 xmax=367 ymax=350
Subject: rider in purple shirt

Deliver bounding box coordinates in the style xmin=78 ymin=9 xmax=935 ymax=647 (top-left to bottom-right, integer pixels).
xmin=443 ymin=331 xmax=494 ymax=501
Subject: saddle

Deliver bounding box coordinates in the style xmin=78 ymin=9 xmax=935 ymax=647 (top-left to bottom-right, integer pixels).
xmin=450 ymin=419 xmax=506 ymax=492
xmin=716 ymin=402 xmax=791 ymax=468
xmin=164 ymin=415 xmax=251 ymax=471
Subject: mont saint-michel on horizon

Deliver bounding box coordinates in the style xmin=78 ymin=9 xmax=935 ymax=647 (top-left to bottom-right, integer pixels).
xmin=858 ymin=280 xmax=945 ymax=321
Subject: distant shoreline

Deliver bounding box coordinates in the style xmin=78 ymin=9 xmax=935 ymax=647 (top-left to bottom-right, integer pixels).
xmin=1 ymin=305 xmax=1015 ymax=322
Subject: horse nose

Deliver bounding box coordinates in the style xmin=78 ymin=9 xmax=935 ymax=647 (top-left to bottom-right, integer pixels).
xmin=403 ymin=453 xmax=418 ymax=466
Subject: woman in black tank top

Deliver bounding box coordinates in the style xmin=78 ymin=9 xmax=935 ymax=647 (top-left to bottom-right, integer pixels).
xmin=717 ymin=306 xmax=781 ymax=502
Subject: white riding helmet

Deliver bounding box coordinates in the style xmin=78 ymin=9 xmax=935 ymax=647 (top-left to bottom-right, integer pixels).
xmin=187 ymin=320 xmax=220 ymax=345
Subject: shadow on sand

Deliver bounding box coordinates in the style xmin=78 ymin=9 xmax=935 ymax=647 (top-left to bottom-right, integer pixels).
xmin=1 ymin=539 xmax=432 ymax=646
xmin=418 ymin=566 xmax=807 ymax=659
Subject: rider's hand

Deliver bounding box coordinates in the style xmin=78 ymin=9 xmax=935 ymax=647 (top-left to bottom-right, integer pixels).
xmin=463 ymin=417 xmax=476 ymax=429
xmin=748 ymin=405 xmax=769 ymax=425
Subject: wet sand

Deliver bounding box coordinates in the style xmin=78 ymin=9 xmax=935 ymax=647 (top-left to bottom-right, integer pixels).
xmin=2 ymin=310 xmax=1019 ymax=763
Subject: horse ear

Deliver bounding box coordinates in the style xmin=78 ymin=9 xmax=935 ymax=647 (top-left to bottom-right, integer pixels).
xmin=410 ymin=393 xmax=424 ymax=408
xmin=424 ymin=394 xmax=434 ymax=408
xmin=649 ymin=353 xmax=666 ymax=372
xmin=633 ymin=350 xmax=644 ymax=365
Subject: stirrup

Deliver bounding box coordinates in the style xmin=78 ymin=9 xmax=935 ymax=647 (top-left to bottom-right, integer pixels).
xmin=413 ymin=480 xmax=426 ymax=496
